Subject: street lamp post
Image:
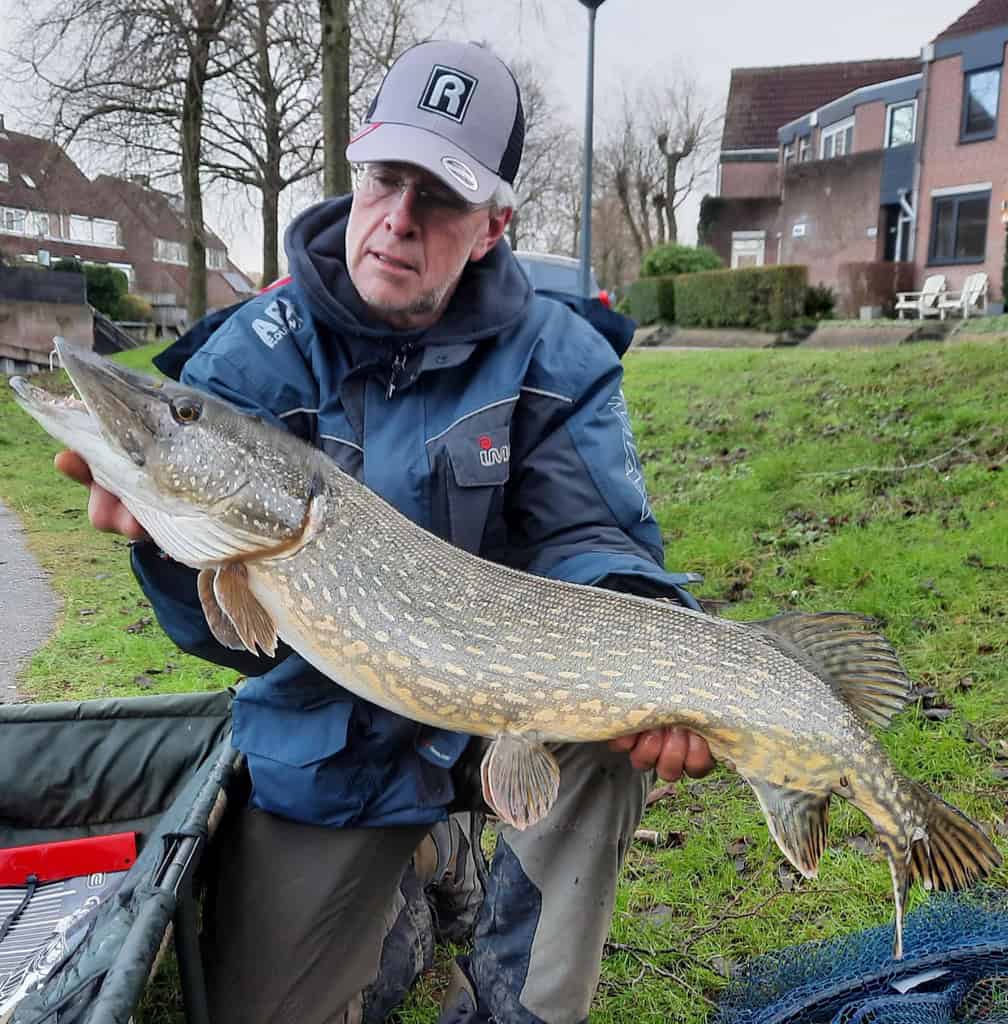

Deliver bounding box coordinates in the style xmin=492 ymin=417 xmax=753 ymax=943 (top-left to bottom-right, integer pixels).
xmin=578 ymin=0 xmax=607 ymax=299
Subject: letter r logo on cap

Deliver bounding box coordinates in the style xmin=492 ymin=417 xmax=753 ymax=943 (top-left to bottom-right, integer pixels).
xmin=419 ymin=65 xmax=477 ymax=122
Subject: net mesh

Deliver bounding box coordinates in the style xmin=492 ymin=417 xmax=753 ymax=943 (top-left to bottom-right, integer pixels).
xmin=716 ymin=889 xmax=1008 ymax=1024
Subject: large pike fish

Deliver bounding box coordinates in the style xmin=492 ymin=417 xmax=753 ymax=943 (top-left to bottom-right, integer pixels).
xmin=10 ymin=340 xmax=1001 ymax=958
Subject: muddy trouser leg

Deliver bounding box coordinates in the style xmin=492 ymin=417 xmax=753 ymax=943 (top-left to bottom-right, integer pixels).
xmin=441 ymin=741 xmax=651 ymax=1024
xmin=203 ymin=805 xmax=429 ymax=1024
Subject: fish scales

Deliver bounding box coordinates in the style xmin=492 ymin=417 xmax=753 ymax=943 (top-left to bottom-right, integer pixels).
xmin=9 ymin=341 xmax=1002 ymax=961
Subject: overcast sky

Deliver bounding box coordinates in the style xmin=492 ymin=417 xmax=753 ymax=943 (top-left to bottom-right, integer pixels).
xmin=0 ymin=0 xmax=966 ymax=274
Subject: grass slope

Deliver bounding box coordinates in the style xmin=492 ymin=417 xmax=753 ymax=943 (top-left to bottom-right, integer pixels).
xmin=1 ymin=338 xmax=1006 ymax=1022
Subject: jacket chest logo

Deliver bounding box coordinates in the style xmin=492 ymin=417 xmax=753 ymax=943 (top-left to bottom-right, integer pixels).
xmin=478 ymin=434 xmax=510 ymax=467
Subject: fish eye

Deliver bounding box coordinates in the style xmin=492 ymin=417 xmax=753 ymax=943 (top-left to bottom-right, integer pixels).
xmin=170 ymin=398 xmax=203 ymax=424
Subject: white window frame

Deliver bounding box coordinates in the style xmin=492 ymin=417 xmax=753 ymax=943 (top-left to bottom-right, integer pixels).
xmin=782 ymin=142 xmax=795 ymax=167
xmin=820 ymin=116 xmax=855 ymax=159
xmin=885 ymin=99 xmax=917 ymax=147
xmin=20 ymin=173 xmax=37 ymax=189
xmin=207 ymin=247 xmax=227 ymax=270
xmin=798 ymin=137 xmax=811 ymax=162
xmin=731 ymin=230 xmax=766 ymax=269
xmin=154 ymin=237 xmax=188 ymax=265
xmin=0 ymin=162 xmax=8 ymax=183
xmin=0 ymin=205 xmax=28 ymax=235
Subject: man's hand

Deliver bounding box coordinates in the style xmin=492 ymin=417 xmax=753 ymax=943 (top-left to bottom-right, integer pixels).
xmin=54 ymin=450 xmax=150 ymax=541
xmin=609 ymin=727 xmax=715 ymax=781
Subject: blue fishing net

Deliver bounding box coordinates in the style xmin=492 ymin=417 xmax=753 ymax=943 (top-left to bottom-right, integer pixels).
xmin=716 ymin=889 xmax=1008 ymax=1024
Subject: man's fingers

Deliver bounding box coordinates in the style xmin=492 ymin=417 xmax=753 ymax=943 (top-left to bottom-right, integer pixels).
xmin=654 ymin=727 xmax=690 ymax=781
xmin=607 ymin=734 xmax=638 ymax=753
xmin=54 ymin=449 xmax=93 ymax=486
xmin=682 ymin=731 xmax=716 ymax=779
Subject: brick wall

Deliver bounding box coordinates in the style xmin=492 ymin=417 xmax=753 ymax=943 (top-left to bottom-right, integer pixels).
xmin=915 ymin=46 xmax=1008 ymax=300
xmin=854 ymin=101 xmax=887 ymax=152
xmin=778 ymin=150 xmax=885 ymax=288
xmin=0 ymin=300 xmax=92 ymax=372
xmin=719 ymin=160 xmax=779 ymax=198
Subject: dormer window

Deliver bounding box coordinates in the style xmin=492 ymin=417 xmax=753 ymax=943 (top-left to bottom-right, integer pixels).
xmin=821 ymin=116 xmax=855 ymax=159
xmin=961 ymin=66 xmax=1000 ymax=143
xmin=21 ymin=173 xmax=37 ymax=188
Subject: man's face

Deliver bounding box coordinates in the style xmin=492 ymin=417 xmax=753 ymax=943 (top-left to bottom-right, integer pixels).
xmin=346 ymin=163 xmax=511 ymax=330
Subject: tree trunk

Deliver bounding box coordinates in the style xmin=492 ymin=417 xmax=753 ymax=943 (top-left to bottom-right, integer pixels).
xmin=182 ymin=41 xmax=209 ymax=323
xmin=614 ymin=170 xmax=643 ymax=259
xmin=320 ymin=0 xmax=351 ymax=197
xmin=257 ymin=0 xmax=281 ymax=284
xmin=663 ymin=152 xmax=681 ymax=244
xmin=636 ymin=179 xmax=654 ymax=252
xmin=653 ymin=194 xmax=666 ymax=246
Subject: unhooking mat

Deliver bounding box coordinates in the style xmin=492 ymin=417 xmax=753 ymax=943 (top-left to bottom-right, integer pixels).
xmin=0 ymin=690 xmax=239 ymax=1024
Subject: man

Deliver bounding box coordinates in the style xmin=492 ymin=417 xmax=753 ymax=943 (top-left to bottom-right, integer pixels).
xmin=57 ymin=40 xmax=713 ymax=1024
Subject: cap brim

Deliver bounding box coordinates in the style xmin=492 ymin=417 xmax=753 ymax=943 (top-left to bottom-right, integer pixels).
xmin=346 ymin=123 xmax=500 ymax=204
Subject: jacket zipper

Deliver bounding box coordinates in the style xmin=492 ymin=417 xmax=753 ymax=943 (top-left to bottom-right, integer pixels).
xmin=386 ymin=345 xmax=412 ymax=399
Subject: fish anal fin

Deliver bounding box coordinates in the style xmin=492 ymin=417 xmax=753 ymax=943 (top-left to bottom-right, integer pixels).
xmin=747 ymin=777 xmax=830 ymax=879
xmin=480 ymin=735 xmax=561 ymax=831
xmin=755 ymin=612 xmax=912 ymax=728
xmin=212 ymin=563 xmax=278 ymax=658
xmin=197 ymin=568 xmax=247 ymax=652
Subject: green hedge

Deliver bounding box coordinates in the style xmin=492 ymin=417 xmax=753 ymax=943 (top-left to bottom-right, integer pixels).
xmin=627 ymin=275 xmax=676 ymax=325
xmin=674 ymin=265 xmax=808 ymax=332
xmin=641 ymin=243 xmax=723 ymax=278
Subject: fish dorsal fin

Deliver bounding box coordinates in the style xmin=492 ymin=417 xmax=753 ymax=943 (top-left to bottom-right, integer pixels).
xmin=747 ymin=778 xmax=830 ymax=878
xmin=197 ymin=569 xmax=246 ymax=651
xmin=480 ymin=735 xmax=561 ymax=831
xmin=754 ymin=612 xmax=912 ymax=728
xmin=206 ymin=563 xmax=278 ymax=658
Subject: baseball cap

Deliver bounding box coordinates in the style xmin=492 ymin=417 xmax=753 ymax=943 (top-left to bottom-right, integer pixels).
xmin=345 ymin=41 xmax=525 ymax=205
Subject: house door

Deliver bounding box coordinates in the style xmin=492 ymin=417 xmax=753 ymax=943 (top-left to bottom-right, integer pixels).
xmin=882 ymin=205 xmax=910 ymax=261
xmin=731 ymin=231 xmax=766 ymax=268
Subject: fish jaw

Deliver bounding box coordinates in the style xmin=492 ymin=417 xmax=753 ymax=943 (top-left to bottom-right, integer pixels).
xmin=12 ymin=342 xmax=318 ymax=569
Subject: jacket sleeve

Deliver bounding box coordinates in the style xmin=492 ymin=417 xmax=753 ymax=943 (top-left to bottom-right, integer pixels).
xmin=500 ymin=305 xmax=702 ymax=610
xmin=129 ymin=299 xmax=312 ymax=671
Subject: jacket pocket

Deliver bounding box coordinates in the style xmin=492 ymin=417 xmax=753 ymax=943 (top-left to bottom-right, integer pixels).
xmin=233 ymin=673 xmax=364 ymax=823
xmin=431 ymin=423 xmax=511 ymax=554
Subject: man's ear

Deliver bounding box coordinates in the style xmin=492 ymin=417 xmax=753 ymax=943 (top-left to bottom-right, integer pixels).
xmin=469 ymin=207 xmax=513 ymax=262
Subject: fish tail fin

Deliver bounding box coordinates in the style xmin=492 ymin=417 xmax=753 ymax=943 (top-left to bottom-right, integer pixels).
xmin=904 ymin=780 xmax=1002 ymax=894
xmin=877 ymin=779 xmax=1001 ymax=960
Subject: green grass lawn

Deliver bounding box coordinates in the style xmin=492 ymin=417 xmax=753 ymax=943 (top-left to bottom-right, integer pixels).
xmin=2 ymin=337 xmax=1007 ymax=1022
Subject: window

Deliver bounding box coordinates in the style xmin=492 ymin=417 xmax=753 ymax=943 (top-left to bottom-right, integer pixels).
xmin=154 ymin=237 xmax=187 ymax=264
xmin=92 ymin=219 xmax=119 ymax=246
xmin=820 ymin=117 xmax=855 ymax=159
xmin=208 ymin=247 xmax=227 ymax=270
xmin=25 ymin=210 xmax=49 ymax=237
xmin=20 ymin=173 xmax=36 ymax=188
xmin=783 ymin=143 xmax=794 ymax=167
xmin=886 ymin=100 xmax=917 ymax=147
xmin=731 ymin=231 xmax=766 ymax=268
xmin=798 ymin=137 xmax=811 ymax=162
xmin=0 ymin=162 xmax=8 ymax=183
xmin=929 ymin=190 xmax=990 ymax=264
xmin=961 ymin=67 xmax=1001 ymax=141
xmin=0 ymin=206 xmax=27 ymax=234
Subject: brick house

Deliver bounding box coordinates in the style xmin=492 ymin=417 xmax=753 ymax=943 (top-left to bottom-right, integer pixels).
xmin=704 ymin=0 xmax=1008 ymax=313
xmin=0 ymin=117 xmax=255 ymax=336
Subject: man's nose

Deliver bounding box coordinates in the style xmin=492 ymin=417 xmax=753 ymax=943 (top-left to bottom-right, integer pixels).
xmin=384 ymin=185 xmax=420 ymax=235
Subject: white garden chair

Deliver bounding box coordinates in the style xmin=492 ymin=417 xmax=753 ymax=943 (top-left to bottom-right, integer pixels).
xmin=938 ymin=272 xmax=989 ymax=320
xmin=894 ymin=275 xmax=946 ymax=319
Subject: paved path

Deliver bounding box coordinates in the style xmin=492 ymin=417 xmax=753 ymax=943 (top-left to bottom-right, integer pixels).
xmin=0 ymin=499 xmax=61 ymax=703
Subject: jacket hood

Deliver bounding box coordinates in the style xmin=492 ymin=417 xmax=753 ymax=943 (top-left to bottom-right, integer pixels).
xmin=284 ymin=195 xmax=532 ymax=347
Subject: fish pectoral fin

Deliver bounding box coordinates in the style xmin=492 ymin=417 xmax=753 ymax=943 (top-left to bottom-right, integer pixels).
xmin=754 ymin=612 xmax=912 ymax=729
xmin=480 ymin=735 xmax=561 ymax=832
xmin=747 ymin=778 xmax=830 ymax=879
xmin=209 ymin=563 xmax=278 ymax=658
xmin=197 ymin=569 xmax=247 ymax=652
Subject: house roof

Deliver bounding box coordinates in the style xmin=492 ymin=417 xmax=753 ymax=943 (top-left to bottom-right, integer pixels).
xmin=722 ymin=58 xmax=921 ymax=150
xmin=0 ymin=127 xmax=106 ymax=216
xmin=935 ymin=0 xmax=1008 ymax=41
xmin=92 ymin=175 xmax=228 ymax=250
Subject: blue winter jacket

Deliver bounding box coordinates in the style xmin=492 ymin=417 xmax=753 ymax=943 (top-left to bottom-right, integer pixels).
xmin=132 ymin=195 xmax=700 ymax=828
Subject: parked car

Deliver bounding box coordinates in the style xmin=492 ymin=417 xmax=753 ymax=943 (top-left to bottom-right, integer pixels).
xmin=512 ymin=251 xmax=611 ymax=308
xmin=512 ymin=249 xmax=635 ymax=356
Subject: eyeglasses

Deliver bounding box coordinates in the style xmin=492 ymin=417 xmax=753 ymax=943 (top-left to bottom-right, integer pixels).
xmin=358 ymin=165 xmax=490 ymax=219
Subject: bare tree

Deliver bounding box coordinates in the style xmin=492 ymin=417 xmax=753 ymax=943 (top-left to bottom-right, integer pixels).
xmin=14 ymin=0 xmax=237 ymax=321
xmin=650 ymin=76 xmax=721 ymax=243
xmin=203 ymin=0 xmax=322 ymax=283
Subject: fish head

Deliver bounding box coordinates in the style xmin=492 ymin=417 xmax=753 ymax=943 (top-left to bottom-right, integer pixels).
xmin=11 ymin=340 xmax=320 ymax=568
